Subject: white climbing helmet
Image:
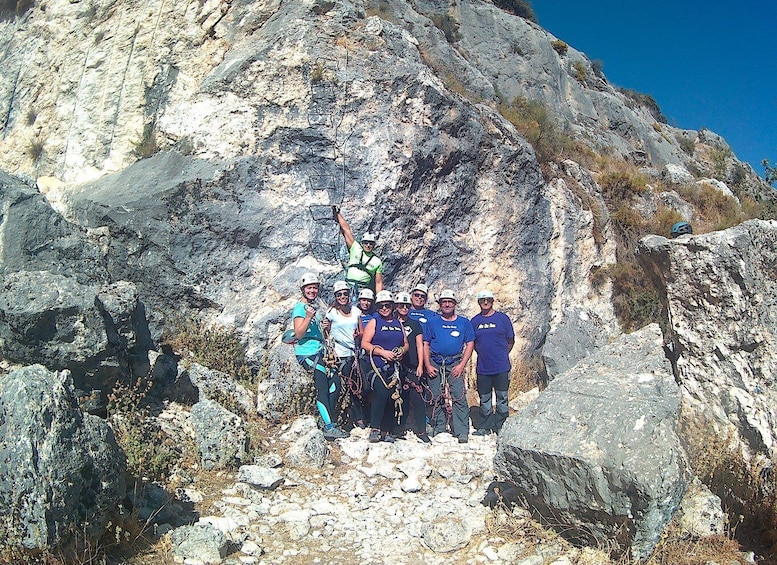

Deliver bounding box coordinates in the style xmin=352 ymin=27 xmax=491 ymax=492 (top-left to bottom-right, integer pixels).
xmin=333 ymin=280 xmax=349 ymax=293
xmin=375 ymin=290 xmax=393 ymax=303
xmin=395 ymin=291 xmax=412 ymax=304
xmin=438 ymin=289 xmax=457 ymax=303
xmin=299 ymin=272 xmax=320 ymax=289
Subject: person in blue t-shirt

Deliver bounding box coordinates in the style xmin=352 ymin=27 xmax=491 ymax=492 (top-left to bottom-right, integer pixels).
xmin=406 ymin=282 xmax=438 ymax=334
xmin=470 ymin=290 xmax=515 ymax=436
xmin=423 ymin=289 xmax=474 ymax=443
xmin=291 ymin=273 xmax=348 ymax=440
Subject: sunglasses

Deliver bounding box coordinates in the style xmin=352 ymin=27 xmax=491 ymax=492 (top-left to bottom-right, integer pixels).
xmin=335 ymin=291 xmax=350 ymax=298
xmin=362 ymin=241 xmax=375 ymax=246
xmin=478 ymin=298 xmax=494 ymax=302
xmin=412 ymin=292 xmax=427 ymax=298
xmin=376 ymin=302 xmax=393 ymax=310
xmin=396 ymin=303 xmax=410 ymax=308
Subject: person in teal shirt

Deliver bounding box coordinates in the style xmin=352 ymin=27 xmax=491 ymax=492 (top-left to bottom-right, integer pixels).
xmin=292 ymin=272 xmax=348 ymax=440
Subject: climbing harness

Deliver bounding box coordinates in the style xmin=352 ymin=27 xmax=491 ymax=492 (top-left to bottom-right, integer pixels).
xmin=368 ymin=347 xmax=405 ymax=424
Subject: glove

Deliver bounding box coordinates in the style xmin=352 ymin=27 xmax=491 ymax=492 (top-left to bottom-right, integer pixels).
xmin=331 ymin=205 xmax=340 ymax=220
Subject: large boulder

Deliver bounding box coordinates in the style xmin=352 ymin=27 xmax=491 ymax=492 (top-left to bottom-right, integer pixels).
xmin=494 ymin=324 xmax=688 ymax=560
xmin=0 ymin=270 xmax=152 ymax=408
xmin=638 ymin=220 xmax=777 ymax=507
xmin=257 ymin=343 xmax=317 ymax=422
xmin=190 ymin=399 xmax=248 ymax=470
xmin=0 ymin=365 xmax=126 ymax=551
xmin=542 ymin=306 xmax=612 ymax=381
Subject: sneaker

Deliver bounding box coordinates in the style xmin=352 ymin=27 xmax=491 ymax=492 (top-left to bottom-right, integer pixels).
xmin=474 ymin=428 xmax=492 ymax=436
xmin=458 ymin=436 xmax=469 ymax=444
xmin=381 ymin=434 xmax=396 ymax=443
xmin=354 ymin=420 xmax=366 ymax=429
xmin=323 ymin=426 xmax=349 ymax=440
xmin=368 ymin=429 xmax=381 ymax=443
xmin=417 ymin=433 xmax=432 ymax=444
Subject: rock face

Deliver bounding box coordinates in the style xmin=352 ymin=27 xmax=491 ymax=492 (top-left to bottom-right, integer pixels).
xmin=494 ymin=325 xmax=688 ymax=560
xmin=0 ymin=365 xmax=126 ymax=551
xmin=541 ymin=306 xmax=612 ymax=381
xmin=0 ymin=269 xmax=153 ymax=409
xmin=638 ymin=220 xmax=777 ymax=500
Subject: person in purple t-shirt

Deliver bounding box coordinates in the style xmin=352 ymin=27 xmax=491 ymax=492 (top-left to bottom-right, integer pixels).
xmin=470 ymin=290 xmax=515 ymax=435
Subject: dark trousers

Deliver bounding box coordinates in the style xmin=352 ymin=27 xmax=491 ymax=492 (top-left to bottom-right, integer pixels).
xmin=369 ymin=363 xmax=401 ymax=433
xmin=476 ymin=371 xmax=510 ymax=432
xmin=398 ymin=366 xmax=427 ymax=436
xmin=427 ymin=359 xmax=469 ymax=440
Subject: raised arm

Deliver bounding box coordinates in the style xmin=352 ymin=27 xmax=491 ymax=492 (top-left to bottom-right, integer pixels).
xmin=335 ymin=210 xmax=356 ymax=249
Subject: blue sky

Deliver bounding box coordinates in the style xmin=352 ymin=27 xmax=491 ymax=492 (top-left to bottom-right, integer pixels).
xmin=531 ymin=1 xmax=776 ymax=183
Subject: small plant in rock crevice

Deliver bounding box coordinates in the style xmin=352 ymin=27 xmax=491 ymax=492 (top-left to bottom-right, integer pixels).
xmin=551 ymin=39 xmax=568 ymax=55
xmin=163 ymin=317 xmax=254 ymax=384
xmin=27 ymin=138 xmax=44 ymax=161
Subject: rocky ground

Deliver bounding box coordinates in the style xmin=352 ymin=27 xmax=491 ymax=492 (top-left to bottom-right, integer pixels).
xmin=123 ymin=411 xmax=756 ymax=565
xmin=128 ymin=413 xmax=607 ymax=565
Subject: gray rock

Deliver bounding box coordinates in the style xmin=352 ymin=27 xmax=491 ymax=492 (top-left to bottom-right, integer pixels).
xmin=638 ymin=220 xmax=777 ymax=510
xmin=0 ymin=365 xmax=126 ymax=550
xmin=190 ymin=399 xmax=248 ymax=470
xmin=285 ymin=428 xmax=329 ymax=468
xmin=662 ymin=163 xmax=694 ymax=185
xmin=237 ymin=465 xmax=283 ymax=489
xmin=542 ymin=307 xmax=611 ymax=381
xmin=170 ymin=523 xmax=230 ymax=564
xmin=172 ymin=362 xmax=254 ymax=414
xmin=495 ymin=324 xmax=688 ymax=560
xmin=0 ymin=268 xmax=152 ymax=409
xmin=676 ymin=480 xmax=727 ymax=539
xmin=257 ymin=344 xmax=316 ymax=422
xmin=422 ymin=516 xmax=472 ymax=553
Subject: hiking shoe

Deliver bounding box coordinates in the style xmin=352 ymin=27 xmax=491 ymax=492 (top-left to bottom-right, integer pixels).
xmin=354 ymin=420 xmax=366 ymax=429
xmin=381 ymin=433 xmax=396 ymax=443
xmin=458 ymin=436 xmax=469 ymax=444
xmin=323 ymin=426 xmax=349 ymax=440
xmin=368 ymin=429 xmax=381 ymax=443
xmin=417 ymin=432 xmax=432 ymax=444
xmin=473 ymin=428 xmax=492 ymax=437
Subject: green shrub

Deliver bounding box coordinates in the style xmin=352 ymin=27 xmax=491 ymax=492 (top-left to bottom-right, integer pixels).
xmin=493 ymin=0 xmax=537 ymax=22
xmin=607 ymin=262 xmax=660 ymax=333
xmin=709 ymin=146 xmax=731 ymax=178
xmin=551 ymin=39 xmax=568 ymax=55
xmin=598 ymin=170 xmax=648 ymax=203
xmin=107 ymin=378 xmax=179 ymax=481
xmin=133 ymin=123 xmax=159 ymax=159
xmin=676 ymin=134 xmax=695 ymax=155
xmin=498 ymin=96 xmax=575 ymax=163
xmin=571 ymin=61 xmax=587 ymax=83
xmin=618 ymin=87 xmax=667 ymax=124
xmin=163 ymin=317 xmax=254 ymax=384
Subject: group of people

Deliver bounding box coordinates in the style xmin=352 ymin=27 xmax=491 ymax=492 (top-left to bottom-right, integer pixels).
xmin=289 ymin=212 xmax=515 ymax=444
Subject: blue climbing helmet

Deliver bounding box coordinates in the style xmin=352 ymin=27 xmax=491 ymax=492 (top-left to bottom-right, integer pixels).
xmin=670 ymin=221 xmax=693 ymax=238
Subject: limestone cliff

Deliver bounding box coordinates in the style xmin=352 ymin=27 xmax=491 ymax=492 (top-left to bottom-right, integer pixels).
xmin=0 ymin=0 xmax=771 ymax=359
